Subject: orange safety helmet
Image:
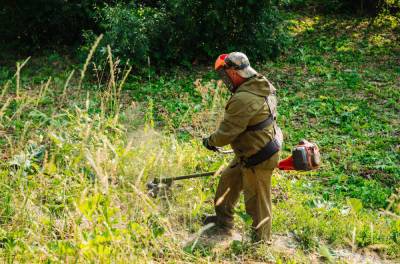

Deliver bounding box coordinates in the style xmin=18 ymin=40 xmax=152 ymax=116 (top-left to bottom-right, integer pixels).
xmin=214 ymin=53 xmax=248 ymax=92
xmin=214 ymin=54 xmax=229 ymax=71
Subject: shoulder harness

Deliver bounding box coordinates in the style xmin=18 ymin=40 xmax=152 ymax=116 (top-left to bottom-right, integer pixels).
xmin=243 ymin=79 xmax=283 ymax=167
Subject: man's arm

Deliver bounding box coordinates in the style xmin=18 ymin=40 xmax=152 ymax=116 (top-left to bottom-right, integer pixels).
xmin=208 ymin=95 xmax=258 ymax=147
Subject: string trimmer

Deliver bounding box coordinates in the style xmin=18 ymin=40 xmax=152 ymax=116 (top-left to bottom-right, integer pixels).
xmin=146 ymin=140 xmax=320 ymax=198
xmin=146 ymin=147 xmax=232 ymax=198
xmin=147 ymin=171 xmax=220 ymax=198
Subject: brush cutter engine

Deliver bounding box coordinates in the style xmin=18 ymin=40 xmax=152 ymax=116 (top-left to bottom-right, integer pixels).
xmin=278 ymin=139 xmax=320 ymax=171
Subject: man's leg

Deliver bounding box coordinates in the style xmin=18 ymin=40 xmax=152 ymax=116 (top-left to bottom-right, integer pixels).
xmin=213 ymin=158 xmax=243 ymax=229
xmin=242 ymin=167 xmax=273 ymax=242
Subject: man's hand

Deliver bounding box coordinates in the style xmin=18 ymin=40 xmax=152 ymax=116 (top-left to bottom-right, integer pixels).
xmin=202 ymin=137 xmax=218 ymax=152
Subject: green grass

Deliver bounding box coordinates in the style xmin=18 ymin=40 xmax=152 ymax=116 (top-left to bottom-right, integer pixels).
xmin=0 ymin=13 xmax=399 ymax=263
xmin=270 ymin=14 xmax=399 ymax=208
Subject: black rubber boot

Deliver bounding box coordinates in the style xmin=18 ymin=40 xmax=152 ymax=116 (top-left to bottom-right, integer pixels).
xmin=202 ymin=215 xmax=219 ymax=225
xmin=202 ymin=214 xmax=233 ymax=234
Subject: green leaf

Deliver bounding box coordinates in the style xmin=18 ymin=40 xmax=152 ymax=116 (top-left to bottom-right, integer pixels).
xmin=348 ymin=198 xmax=363 ymax=213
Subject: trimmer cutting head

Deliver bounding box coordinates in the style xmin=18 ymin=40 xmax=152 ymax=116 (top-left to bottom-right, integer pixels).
xmin=145 ymin=150 xmax=233 ymax=198
xmin=146 ymin=178 xmax=172 ymax=198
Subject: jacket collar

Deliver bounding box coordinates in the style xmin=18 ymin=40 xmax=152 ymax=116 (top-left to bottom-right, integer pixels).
xmin=235 ymin=74 xmax=275 ymax=97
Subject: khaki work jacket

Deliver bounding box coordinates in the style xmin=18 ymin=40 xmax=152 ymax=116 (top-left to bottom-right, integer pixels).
xmin=209 ymin=74 xmax=279 ymax=168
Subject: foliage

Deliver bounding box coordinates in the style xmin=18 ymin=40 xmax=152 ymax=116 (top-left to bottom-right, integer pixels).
xmin=283 ymin=0 xmax=400 ymax=15
xmin=0 ymin=10 xmax=399 ymax=263
xmin=82 ymin=3 xmax=165 ymax=68
xmin=82 ymin=0 xmax=289 ymax=69
xmin=2 ymin=0 xmax=288 ymax=67
xmin=160 ymin=0 xmax=287 ymax=62
xmin=0 ymin=0 xmax=97 ymax=48
xmin=275 ymin=13 xmax=399 ymax=209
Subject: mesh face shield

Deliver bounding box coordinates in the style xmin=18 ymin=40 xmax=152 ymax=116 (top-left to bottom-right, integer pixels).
xmin=216 ymin=68 xmax=236 ymax=93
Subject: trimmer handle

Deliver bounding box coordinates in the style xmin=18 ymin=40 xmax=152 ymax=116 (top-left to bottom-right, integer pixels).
xmin=216 ymin=147 xmax=234 ymax=154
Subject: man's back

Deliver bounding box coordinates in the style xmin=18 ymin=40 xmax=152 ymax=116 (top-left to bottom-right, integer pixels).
xmin=209 ymin=75 xmax=278 ymax=160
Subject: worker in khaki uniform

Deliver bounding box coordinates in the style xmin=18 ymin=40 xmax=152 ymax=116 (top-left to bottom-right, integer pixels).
xmin=202 ymin=52 xmax=283 ymax=243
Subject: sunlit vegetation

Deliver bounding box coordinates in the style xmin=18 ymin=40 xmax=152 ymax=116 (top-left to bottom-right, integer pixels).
xmin=0 ymin=1 xmax=399 ymax=263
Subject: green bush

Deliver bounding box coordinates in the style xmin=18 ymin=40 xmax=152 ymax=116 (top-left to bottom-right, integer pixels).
xmin=282 ymin=0 xmax=386 ymax=14
xmin=0 ymin=0 xmax=129 ymax=49
xmin=161 ymin=0 xmax=287 ymax=62
xmin=282 ymin=0 xmax=344 ymax=12
xmin=84 ymin=0 xmax=289 ymax=69
xmin=83 ymin=3 xmax=165 ymax=67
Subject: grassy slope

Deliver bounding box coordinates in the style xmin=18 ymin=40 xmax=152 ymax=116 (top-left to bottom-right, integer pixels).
xmin=264 ymin=13 xmax=400 ymax=260
xmin=0 ymin=13 xmax=399 ymax=263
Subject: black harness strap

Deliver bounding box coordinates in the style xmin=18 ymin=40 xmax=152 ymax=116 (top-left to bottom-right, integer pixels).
xmin=243 ymin=138 xmax=280 ymax=168
xmin=245 ymin=115 xmax=274 ymax=131
xmin=242 ymin=81 xmax=282 ymax=167
xmin=243 ymin=115 xmax=279 ymax=167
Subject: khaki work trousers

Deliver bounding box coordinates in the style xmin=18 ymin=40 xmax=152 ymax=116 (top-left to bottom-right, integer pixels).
xmin=214 ymin=155 xmax=277 ymax=242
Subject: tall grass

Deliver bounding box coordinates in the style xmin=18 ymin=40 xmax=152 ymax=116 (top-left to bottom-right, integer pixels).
xmin=0 ymin=39 xmax=231 ymax=262
xmin=0 ymin=22 xmax=399 ymax=262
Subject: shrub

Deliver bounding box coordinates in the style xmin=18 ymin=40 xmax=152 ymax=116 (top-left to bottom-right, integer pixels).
xmin=83 ymin=4 xmax=165 ymax=68
xmin=160 ymin=0 xmax=287 ymax=62
xmin=84 ymin=0 xmax=289 ymax=69
xmin=1 ymin=1 xmax=91 ymax=48
xmin=282 ymin=0 xmax=399 ymax=15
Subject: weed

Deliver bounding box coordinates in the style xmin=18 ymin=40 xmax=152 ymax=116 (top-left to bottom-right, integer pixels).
xmin=0 ymin=12 xmax=399 ymax=263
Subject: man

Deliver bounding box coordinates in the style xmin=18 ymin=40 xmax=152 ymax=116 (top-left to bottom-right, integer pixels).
xmin=202 ymin=52 xmax=283 ymax=243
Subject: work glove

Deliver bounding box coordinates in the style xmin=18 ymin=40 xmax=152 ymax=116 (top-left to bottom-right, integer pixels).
xmin=202 ymin=137 xmax=218 ymax=152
